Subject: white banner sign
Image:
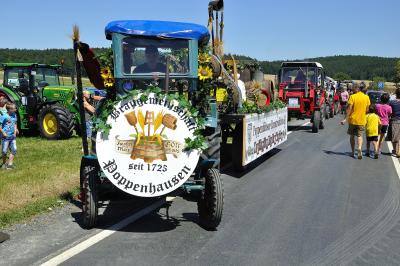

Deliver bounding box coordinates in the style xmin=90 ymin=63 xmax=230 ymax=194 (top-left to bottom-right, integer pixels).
xmin=96 ymin=93 xmax=200 ymax=197
xmin=242 ymin=108 xmax=288 ymax=166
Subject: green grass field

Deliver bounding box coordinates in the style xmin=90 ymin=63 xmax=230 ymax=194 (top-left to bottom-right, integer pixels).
xmin=0 ymin=136 xmax=82 ymax=227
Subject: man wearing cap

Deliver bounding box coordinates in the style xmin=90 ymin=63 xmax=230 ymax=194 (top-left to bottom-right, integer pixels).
xmin=134 ymin=46 xmax=166 ymax=73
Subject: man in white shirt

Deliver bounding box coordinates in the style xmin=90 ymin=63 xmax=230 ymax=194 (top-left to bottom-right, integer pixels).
xmin=237 ymin=74 xmax=246 ymax=102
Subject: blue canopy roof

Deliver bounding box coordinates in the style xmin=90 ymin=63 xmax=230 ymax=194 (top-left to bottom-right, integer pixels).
xmin=105 ymin=20 xmax=210 ymax=43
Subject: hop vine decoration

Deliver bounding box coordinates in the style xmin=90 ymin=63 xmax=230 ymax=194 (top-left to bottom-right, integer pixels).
xmin=93 ymin=86 xmax=208 ymax=151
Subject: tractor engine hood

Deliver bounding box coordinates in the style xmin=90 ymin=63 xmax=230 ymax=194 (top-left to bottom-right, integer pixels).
xmin=42 ymin=86 xmax=75 ymax=103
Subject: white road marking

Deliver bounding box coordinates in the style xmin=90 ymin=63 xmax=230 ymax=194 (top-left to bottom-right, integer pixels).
xmin=387 ymin=142 xmax=400 ymax=180
xmin=40 ymin=199 xmax=169 ymax=266
xmin=288 ymin=121 xmax=310 ymax=135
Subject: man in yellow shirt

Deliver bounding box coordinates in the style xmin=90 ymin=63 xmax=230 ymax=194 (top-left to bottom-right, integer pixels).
xmin=341 ymin=83 xmax=371 ymax=159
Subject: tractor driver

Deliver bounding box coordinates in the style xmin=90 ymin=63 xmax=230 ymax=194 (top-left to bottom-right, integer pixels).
xmin=294 ymin=69 xmax=306 ymax=83
xmin=17 ymin=70 xmax=29 ymax=95
xmin=133 ymin=46 xmax=166 ymax=73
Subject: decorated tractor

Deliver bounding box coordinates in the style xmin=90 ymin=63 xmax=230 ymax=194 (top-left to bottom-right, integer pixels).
xmin=278 ymin=62 xmax=327 ymax=133
xmin=75 ymin=16 xmax=227 ymax=228
xmin=0 ymin=63 xmax=79 ymax=139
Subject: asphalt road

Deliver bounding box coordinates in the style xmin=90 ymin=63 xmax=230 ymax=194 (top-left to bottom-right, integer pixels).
xmin=2 ymin=115 xmax=400 ymax=266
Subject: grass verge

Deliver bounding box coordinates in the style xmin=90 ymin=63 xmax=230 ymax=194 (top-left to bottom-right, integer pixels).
xmin=0 ymin=187 xmax=80 ymax=228
xmin=0 ymin=136 xmax=82 ymax=228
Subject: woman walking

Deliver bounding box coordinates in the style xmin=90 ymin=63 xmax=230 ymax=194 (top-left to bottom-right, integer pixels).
xmin=389 ymin=88 xmax=400 ymax=157
xmin=376 ymin=93 xmax=392 ymax=153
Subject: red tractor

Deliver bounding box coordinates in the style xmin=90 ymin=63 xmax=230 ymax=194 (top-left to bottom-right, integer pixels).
xmin=278 ymin=62 xmax=328 ymax=133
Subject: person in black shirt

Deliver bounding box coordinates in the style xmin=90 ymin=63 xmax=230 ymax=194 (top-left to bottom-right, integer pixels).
xmin=133 ymin=46 xmax=166 ymax=73
xmin=389 ymin=88 xmax=400 ymax=156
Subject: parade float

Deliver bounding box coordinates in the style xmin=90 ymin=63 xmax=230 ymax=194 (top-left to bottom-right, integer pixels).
xmin=73 ymin=0 xmax=286 ymax=229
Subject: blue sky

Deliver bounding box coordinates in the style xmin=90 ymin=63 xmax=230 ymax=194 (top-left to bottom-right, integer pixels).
xmin=1 ymin=0 xmax=399 ymax=61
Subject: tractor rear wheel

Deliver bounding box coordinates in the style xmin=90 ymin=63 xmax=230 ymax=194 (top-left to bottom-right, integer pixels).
xmin=38 ymin=104 xmax=74 ymax=140
xmin=197 ymin=168 xmax=224 ymax=230
xmin=202 ymin=126 xmax=221 ymax=168
xmin=312 ymin=111 xmax=321 ymax=133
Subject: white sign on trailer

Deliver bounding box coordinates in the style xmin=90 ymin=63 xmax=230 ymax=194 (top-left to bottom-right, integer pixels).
xmin=242 ymin=108 xmax=288 ymax=166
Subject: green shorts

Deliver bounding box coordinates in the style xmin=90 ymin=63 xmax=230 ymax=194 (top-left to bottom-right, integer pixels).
xmin=347 ymin=124 xmax=365 ymax=137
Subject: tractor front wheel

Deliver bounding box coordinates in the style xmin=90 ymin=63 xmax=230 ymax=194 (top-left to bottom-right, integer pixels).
xmin=38 ymin=104 xmax=74 ymax=140
xmin=80 ymin=159 xmax=99 ymax=229
xmin=197 ymin=168 xmax=224 ymax=230
xmin=312 ymin=111 xmax=321 ymax=133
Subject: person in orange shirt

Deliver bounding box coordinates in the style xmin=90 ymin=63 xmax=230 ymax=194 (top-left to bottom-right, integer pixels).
xmin=341 ymin=83 xmax=371 ymax=159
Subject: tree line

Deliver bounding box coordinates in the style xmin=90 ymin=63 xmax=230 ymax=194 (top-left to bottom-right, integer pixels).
xmin=0 ymin=49 xmax=398 ymax=82
xmin=0 ymin=48 xmax=109 ymax=76
xmin=260 ymin=55 xmax=399 ymax=81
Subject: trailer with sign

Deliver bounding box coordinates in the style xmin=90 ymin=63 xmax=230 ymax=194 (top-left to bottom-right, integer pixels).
xmin=220 ymin=108 xmax=287 ymax=171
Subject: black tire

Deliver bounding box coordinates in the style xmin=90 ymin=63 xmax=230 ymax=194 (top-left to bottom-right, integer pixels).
xmin=38 ymin=104 xmax=74 ymax=140
xmin=320 ymin=115 xmax=325 ymax=129
xmin=201 ymin=126 xmax=221 ymax=169
xmin=312 ymin=111 xmax=320 ymax=133
xmin=197 ymin=168 xmax=224 ymax=230
xmin=81 ymin=162 xmax=99 ymax=229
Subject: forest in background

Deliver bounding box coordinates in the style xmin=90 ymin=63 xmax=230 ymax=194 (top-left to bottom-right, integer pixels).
xmin=0 ymin=48 xmax=398 ymax=81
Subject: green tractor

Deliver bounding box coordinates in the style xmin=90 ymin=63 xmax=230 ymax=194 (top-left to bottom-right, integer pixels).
xmin=0 ymin=63 xmax=80 ymax=139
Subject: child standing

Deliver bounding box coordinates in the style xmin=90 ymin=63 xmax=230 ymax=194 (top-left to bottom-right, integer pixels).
xmin=0 ymin=103 xmax=18 ymax=169
xmin=0 ymin=97 xmax=7 ymax=115
xmin=365 ymin=104 xmax=381 ymax=159
xmin=376 ymin=93 xmax=392 ymax=153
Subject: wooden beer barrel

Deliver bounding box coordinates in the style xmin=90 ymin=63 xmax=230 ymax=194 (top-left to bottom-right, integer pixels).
xmin=131 ymin=139 xmax=167 ymax=163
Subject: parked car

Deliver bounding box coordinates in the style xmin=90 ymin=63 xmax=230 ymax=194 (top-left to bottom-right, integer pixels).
xmin=367 ymin=90 xmax=386 ymax=104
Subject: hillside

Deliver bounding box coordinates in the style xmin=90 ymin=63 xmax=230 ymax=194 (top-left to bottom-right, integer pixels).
xmin=0 ymin=49 xmax=398 ymax=82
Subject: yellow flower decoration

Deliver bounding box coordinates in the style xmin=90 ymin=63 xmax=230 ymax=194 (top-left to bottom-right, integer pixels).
xmin=198 ymin=53 xmax=211 ymax=64
xmin=198 ymin=65 xmax=213 ymax=81
xmin=100 ymin=67 xmax=112 ymax=79
xmin=104 ymin=77 xmax=115 ymax=88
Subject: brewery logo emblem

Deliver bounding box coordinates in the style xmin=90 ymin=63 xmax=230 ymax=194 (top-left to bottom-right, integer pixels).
xmin=96 ymin=93 xmax=200 ymax=197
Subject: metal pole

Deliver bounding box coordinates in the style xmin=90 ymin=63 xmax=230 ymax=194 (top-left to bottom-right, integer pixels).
xmin=209 ymin=8 xmax=215 ymax=54
xmin=165 ymin=56 xmax=170 ymax=94
xmin=74 ymin=41 xmax=89 ymax=156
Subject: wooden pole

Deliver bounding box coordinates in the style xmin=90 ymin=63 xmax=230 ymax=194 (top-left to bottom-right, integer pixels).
xmin=74 ymin=41 xmax=89 ymax=156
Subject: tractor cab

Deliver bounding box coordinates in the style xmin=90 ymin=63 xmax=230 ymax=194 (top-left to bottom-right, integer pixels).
xmin=105 ymin=20 xmax=209 ymax=95
xmin=3 ymin=63 xmax=61 ymax=94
